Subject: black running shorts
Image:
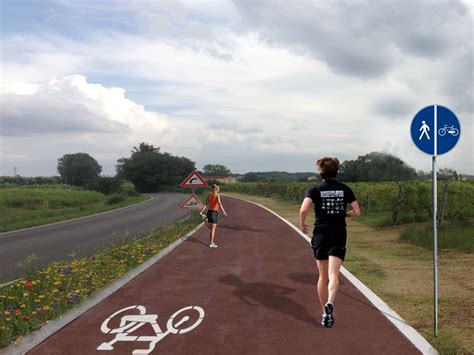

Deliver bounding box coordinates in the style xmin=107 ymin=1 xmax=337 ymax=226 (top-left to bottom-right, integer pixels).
xmin=311 ymin=225 xmax=347 ymax=261
xmin=207 ymin=210 xmax=219 ymax=224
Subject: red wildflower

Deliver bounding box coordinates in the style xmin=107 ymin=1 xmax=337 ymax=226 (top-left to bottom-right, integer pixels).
xmin=23 ymin=316 xmax=30 ymax=321
xmin=24 ymin=281 xmax=33 ymax=288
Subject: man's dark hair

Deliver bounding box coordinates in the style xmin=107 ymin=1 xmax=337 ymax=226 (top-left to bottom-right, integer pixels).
xmin=317 ymin=157 xmax=340 ymax=179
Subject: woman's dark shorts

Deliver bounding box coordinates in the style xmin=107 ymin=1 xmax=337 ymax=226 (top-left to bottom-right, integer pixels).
xmin=207 ymin=210 xmax=219 ymax=224
xmin=311 ymin=225 xmax=347 ymax=261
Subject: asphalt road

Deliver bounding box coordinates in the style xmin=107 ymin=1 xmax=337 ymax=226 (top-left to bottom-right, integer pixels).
xmin=28 ymin=196 xmax=423 ymax=354
xmin=0 ymin=193 xmax=190 ymax=283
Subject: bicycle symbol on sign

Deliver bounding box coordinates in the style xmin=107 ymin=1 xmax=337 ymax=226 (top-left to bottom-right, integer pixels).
xmin=97 ymin=305 xmax=205 ymax=354
xmin=438 ymin=125 xmax=459 ymax=137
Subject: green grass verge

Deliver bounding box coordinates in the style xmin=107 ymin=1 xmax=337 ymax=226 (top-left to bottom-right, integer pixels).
xmin=400 ymin=220 xmax=474 ymax=252
xmin=0 ymin=191 xmax=149 ymax=233
xmin=286 ymin=206 xmax=474 ymax=253
xmin=0 ymin=212 xmax=202 ymax=349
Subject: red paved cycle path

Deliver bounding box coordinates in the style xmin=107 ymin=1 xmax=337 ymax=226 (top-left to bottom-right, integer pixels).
xmin=29 ymin=196 xmax=421 ymax=354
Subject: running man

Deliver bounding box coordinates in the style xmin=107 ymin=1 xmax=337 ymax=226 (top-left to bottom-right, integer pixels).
xmin=299 ymin=157 xmax=360 ymax=328
xmin=200 ymin=184 xmax=228 ymax=248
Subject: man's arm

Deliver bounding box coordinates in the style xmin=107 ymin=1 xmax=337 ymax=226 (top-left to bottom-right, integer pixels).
xmin=346 ymin=201 xmax=361 ymax=218
xmin=299 ymin=197 xmax=312 ymax=234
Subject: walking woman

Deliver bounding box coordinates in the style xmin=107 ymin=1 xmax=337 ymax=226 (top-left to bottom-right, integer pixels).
xmin=200 ymin=184 xmax=228 ymax=248
xmin=299 ymin=157 xmax=360 ymax=328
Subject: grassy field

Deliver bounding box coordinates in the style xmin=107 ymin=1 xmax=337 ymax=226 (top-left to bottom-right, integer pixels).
xmin=0 ymin=213 xmax=202 ymax=349
xmin=0 ymin=186 xmax=149 ymax=232
xmin=223 ymin=192 xmax=474 ymax=354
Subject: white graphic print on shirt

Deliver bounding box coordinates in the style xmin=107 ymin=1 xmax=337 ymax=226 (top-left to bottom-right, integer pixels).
xmin=320 ymin=190 xmax=345 ymax=215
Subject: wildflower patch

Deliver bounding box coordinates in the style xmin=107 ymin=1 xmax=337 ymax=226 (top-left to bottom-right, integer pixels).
xmin=0 ymin=218 xmax=200 ymax=349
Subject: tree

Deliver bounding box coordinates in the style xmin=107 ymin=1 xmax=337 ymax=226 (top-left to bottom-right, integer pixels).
xmin=338 ymin=152 xmax=417 ymax=182
xmin=438 ymin=168 xmax=458 ymax=181
xmin=203 ymin=164 xmax=231 ymax=176
xmin=241 ymin=172 xmax=259 ymax=182
xmin=131 ymin=142 xmax=160 ymax=155
xmin=87 ymin=176 xmax=123 ymax=195
xmin=57 ymin=153 xmax=102 ymax=186
xmin=116 ymin=142 xmax=195 ymax=192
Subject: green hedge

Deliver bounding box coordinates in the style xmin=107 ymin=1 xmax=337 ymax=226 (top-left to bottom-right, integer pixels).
xmin=223 ymin=180 xmax=474 ymax=224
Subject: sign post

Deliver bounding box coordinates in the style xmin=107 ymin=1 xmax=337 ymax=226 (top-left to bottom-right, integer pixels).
xmin=179 ymin=169 xmax=208 ymax=210
xmin=410 ymin=105 xmax=461 ymax=337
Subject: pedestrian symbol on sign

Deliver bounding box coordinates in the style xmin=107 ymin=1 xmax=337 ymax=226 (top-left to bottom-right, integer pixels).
xmin=419 ymin=120 xmax=430 ymax=140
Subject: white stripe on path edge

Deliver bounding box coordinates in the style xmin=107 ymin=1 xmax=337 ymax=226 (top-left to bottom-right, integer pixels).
xmin=222 ymin=194 xmax=438 ymax=355
xmin=0 ymin=222 xmax=205 ymax=355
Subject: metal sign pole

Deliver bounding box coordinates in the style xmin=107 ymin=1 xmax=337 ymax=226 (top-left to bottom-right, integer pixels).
xmin=411 ymin=104 xmax=460 ymax=339
xmin=433 ymin=105 xmax=438 ymax=338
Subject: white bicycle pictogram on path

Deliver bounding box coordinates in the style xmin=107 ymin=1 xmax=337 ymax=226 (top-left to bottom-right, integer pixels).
xmin=97 ymin=305 xmax=205 ymax=354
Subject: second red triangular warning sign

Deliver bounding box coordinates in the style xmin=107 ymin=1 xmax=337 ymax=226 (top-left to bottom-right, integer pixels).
xmin=179 ymin=194 xmax=203 ymax=209
xmin=180 ymin=170 xmax=208 ymax=187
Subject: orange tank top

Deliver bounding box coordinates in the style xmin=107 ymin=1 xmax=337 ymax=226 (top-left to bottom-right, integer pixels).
xmin=207 ymin=193 xmax=219 ymax=211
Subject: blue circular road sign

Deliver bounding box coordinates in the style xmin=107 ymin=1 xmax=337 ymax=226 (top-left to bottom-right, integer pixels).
xmin=410 ymin=105 xmax=460 ymax=155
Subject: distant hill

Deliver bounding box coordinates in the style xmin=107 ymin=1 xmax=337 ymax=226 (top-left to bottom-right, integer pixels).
xmin=234 ymin=171 xmax=316 ymax=182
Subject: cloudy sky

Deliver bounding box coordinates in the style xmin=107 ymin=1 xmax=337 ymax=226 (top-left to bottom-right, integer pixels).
xmin=1 ymin=0 xmax=473 ymax=176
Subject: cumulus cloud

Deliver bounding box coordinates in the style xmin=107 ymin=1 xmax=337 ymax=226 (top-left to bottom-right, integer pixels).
xmin=1 ymin=93 xmax=128 ymax=136
xmin=1 ymin=75 xmax=171 ymax=175
xmin=2 ymin=75 xmax=168 ymax=137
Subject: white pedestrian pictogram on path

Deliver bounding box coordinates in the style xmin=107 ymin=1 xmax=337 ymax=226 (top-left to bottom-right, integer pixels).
xmin=97 ymin=305 xmax=205 ymax=354
xmin=419 ymin=120 xmax=430 ymax=140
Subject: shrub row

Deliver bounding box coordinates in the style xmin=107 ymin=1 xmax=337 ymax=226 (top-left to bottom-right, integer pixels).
xmin=223 ymin=180 xmax=474 ymax=224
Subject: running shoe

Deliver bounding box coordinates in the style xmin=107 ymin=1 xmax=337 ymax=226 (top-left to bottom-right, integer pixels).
xmin=321 ymin=314 xmax=327 ymax=326
xmin=324 ymin=302 xmax=334 ymax=328
xmin=209 ymin=243 xmax=218 ymax=248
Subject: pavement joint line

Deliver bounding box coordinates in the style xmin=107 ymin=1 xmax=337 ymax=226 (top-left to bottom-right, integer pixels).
xmin=0 ymin=278 xmax=22 ymax=289
xmin=179 ymin=213 xmax=192 ymax=223
xmin=222 ymin=194 xmax=438 ymax=355
xmin=0 ymin=196 xmax=154 ymax=237
xmin=0 ymin=222 xmax=205 ymax=355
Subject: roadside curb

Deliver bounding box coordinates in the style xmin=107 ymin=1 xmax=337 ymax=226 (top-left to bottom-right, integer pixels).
xmin=0 ymin=196 xmax=154 ymax=237
xmin=0 ymin=221 xmax=205 ymax=355
xmin=222 ymin=194 xmax=438 ymax=355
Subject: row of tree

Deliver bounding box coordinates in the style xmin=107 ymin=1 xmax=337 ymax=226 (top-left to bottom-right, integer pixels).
xmin=233 ymin=152 xmax=459 ymax=183
xmin=337 ymin=152 xmax=459 ymax=182
xmin=18 ymin=147 xmax=459 ymax=193
xmin=56 ymin=143 xmax=196 ymax=193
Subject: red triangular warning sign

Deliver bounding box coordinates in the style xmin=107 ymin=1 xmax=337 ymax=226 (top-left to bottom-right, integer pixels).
xmin=179 ymin=194 xmax=203 ymax=209
xmin=180 ymin=170 xmax=208 ymax=187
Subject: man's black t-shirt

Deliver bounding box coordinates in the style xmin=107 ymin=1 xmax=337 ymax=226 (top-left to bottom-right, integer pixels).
xmin=304 ymin=179 xmax=356 ymax=227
